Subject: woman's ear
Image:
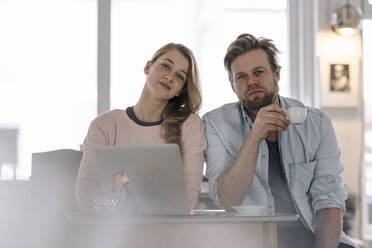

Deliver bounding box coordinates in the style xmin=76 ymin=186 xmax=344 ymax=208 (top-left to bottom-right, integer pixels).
xmin=144 ymin=61 xmax=151 ymax=75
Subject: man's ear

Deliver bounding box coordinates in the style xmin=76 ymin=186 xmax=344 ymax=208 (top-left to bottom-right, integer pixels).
xmin=144 ymin=61 xmax=151 ymax=75
xmin=274 ymin=69 xmax=280 ymax=82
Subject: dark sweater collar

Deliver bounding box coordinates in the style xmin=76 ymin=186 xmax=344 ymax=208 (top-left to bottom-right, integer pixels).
xmin=126 ymin=106 xmax=162 ymax=126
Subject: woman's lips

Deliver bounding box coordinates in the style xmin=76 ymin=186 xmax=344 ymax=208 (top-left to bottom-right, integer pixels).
xmin=159 ymin=82 xmax=171 ymax=90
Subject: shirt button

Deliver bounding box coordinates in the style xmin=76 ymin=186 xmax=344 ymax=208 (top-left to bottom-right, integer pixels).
xmin=262 ymin=155 xmax=266 ymax=158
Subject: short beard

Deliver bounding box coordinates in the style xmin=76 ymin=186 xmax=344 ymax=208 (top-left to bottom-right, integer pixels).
xmin=241 ymin=80 xmax=279 ymax=112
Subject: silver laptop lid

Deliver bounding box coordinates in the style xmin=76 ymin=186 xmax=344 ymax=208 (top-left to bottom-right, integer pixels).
xmin=94 ymin=144 xmax=189 ymax=215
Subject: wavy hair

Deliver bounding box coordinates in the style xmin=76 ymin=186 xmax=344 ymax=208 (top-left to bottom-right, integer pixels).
xmin=224 ymin=33 xmax=281 ymax=84
xmin=150 ymin=43 xmax=202 ymax=146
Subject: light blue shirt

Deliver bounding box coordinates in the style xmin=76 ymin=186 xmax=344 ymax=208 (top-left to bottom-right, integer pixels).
xmin=203 ymin=96 xmax=355 ymax=247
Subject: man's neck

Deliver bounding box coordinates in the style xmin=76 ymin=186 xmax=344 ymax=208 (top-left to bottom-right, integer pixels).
xmin=245 ymin=96 xmax=281 ymax=122
xmin=247 ymin=111 xmax=258 ymax=122
xmin=244 ymin=96 xmax=280 ymax=142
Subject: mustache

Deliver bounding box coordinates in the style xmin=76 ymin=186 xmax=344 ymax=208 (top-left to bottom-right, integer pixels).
xmin=247 ymin=85 xmax=264 ymax=91
xmin=246 ymin=86 xmax=264 ymax=96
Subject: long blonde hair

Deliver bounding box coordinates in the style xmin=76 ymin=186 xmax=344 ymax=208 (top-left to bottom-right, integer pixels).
xmin=150 ymin=43 xmax=202 ymax=146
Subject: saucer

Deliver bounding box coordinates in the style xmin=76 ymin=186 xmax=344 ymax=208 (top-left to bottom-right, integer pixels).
xmin=230 ymin=205 xmax=266 ymax=216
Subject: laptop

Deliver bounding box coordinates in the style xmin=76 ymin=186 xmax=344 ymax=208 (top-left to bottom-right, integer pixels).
xmin=94 ymin=144 xmax=190 ymax=215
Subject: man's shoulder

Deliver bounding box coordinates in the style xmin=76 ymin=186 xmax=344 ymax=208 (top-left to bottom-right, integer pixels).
xmin=203 ymin=102 xmax=240 ymax=121
xmin=280 ymin=96 xmax=307 ymax=108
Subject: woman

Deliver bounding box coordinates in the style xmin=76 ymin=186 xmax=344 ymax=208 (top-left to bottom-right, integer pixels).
xmin=75 ymin=43 xmax=206 ymax=214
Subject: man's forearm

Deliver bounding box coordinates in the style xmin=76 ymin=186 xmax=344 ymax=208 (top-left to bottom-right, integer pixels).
xmin=315 ymin=208 xmax=342 ymax=248
xmin=217 ymin=133 xmax=261 ymax=207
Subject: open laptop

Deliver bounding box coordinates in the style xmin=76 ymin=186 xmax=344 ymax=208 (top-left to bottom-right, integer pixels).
xmin=94 ymin=144 xmax=190 ymax=215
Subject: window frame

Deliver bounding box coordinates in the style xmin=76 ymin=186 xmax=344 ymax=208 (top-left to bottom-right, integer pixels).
xmin=97 ymin=0 xmax=318 ymax=114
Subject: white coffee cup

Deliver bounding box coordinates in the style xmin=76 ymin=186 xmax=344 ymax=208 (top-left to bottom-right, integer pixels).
xmin=285 ymin=107 xmax=307 ymax=124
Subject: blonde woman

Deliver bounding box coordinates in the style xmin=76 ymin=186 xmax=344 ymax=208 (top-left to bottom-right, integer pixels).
xmin=75 ymin=43 xmax=206 ymax=214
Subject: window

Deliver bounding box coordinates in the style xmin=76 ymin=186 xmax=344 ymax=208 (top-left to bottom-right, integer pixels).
xmin=111 ymin=0 xmax=197 ymax=110
xmin=0 ymin=0 xmax=289 ymax=180
xmin=0 ymin=0 xmax=97 ymax=179
xmin=111 ymin=0 xmax=289 ymax=115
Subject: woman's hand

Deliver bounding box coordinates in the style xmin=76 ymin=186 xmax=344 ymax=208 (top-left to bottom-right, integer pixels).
xmin=113 ymin=170 xmax=130 ymax=191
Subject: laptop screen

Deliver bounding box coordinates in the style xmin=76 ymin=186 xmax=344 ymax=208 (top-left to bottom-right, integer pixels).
xmin=94 ymin=144 xmax=190 ymax=215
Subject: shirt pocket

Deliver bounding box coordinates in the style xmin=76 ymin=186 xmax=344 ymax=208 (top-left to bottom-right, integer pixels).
xmin=288 ymin=161 xmax=316 ymax=198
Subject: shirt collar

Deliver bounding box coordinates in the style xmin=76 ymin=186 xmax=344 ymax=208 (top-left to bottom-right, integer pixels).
xmin=240 ymin=103 xmax=250 ymax=122
xmin=239 ymin=103 xmax=254 ymax=129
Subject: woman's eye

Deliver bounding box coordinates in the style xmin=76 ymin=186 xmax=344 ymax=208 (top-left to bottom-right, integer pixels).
xmin=176 ymin=73 xmax=185 ymax=82
xmin=237 ymin=74 xmax=246 ymax=80
xmin=162 ymin=63 xmax=170 ymax=70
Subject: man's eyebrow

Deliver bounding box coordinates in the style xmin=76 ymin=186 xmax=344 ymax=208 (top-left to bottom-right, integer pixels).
xmin=254 ymin=66 xmax=266 ymax=70
xmin=164 ymin=58 xmax=187 ymax=75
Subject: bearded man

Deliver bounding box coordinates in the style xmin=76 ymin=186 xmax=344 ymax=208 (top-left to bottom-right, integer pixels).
xmin=203 ymin=33 xmax=355 ymax=248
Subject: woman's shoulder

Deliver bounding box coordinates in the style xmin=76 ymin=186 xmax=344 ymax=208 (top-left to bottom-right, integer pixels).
xmin=181 ymin=112 xmax=204 ymax=135
xmin=181 ymin=112 xmax=207 ymax=149
xmin=183 ymin=112 xmax=203 ymax=126
xmin=91 ymin=109 xmax=127 ymax=128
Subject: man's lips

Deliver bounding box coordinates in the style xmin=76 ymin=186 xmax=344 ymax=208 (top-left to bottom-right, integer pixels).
xmin=248 ymin=89 xmax=263 ymax=96
xmin=159 ymin=82 xmax=171 ymax=90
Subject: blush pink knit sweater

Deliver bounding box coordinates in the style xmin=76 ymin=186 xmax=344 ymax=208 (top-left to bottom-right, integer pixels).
xmin=75 ymin=109 xmax=206 ymax=212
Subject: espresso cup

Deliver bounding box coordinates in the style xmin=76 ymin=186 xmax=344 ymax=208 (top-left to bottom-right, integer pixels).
xmin=285 ymin=107 xmax=307 ymax=124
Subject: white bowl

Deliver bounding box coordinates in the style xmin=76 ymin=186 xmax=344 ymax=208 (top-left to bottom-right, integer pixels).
xmin=230 ymin=205 xmax=266 ymax=216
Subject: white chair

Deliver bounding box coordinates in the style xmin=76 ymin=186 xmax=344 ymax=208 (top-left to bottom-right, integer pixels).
xmin=28 ymin=149 xmax=82 ymax=248
xmin=0 ymin=128 xmax=18 ymax=179
xmin=30 ymin=149 xmax=82 ymax=212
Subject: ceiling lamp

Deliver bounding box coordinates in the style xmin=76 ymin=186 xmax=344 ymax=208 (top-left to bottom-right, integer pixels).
xmin=330 ymin=0 xmax=362 ymax=36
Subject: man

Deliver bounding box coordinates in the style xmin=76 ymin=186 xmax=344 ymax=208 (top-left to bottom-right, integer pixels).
xmin=203 ymin=33 xmax=355 ymax=248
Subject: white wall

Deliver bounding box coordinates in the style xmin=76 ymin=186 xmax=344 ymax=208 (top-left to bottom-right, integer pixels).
xmin=317 ymin=0 xmax=363 ymax=239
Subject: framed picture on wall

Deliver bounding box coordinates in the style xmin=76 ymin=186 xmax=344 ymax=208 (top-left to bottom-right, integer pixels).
xmin=319 ymin=56 xmax=360 ymax=108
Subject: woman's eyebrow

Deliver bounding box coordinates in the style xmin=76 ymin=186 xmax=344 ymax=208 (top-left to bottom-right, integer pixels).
xmin=164 ymin=58 xmax=175 ymax=65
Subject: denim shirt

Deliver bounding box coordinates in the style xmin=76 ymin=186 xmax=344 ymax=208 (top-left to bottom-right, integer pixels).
xmin=203 ymin=96 xmax=354 ymax=247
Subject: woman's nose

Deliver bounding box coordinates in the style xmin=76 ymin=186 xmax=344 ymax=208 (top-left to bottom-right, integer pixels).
xmin=165 ymin=74 xmax=173 ymax=82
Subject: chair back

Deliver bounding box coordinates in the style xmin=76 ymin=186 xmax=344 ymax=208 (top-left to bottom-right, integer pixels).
xmin=30 ymin=149 xmax=82 ymax=213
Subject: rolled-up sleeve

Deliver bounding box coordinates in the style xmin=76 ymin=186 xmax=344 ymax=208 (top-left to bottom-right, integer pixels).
xmin=310 ymin=114 xmax=347 ymax=213
xmin=203 ymin=114 xmax=234 ymax=207
xmin=180 ymin=113 xmax=207 ymax=209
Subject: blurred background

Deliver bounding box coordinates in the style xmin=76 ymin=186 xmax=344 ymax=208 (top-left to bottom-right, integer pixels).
xmin=0 ymin=0 xmax=372 ymax=247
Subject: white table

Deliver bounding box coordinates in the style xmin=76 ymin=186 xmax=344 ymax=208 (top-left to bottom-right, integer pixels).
xmin=65 ymin=212 xmax=298 ymax=248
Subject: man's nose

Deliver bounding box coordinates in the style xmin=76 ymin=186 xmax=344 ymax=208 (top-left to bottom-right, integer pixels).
xmin=246 ymin=77 xmax=258 ymax=87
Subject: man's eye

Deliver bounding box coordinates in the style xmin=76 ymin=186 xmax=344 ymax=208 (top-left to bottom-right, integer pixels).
xmin=255 ymin=70 xmax=264 ymax=75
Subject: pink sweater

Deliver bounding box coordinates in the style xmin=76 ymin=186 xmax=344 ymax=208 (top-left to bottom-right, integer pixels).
xmin=76 ymin=109 xmax=207 ymax=211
